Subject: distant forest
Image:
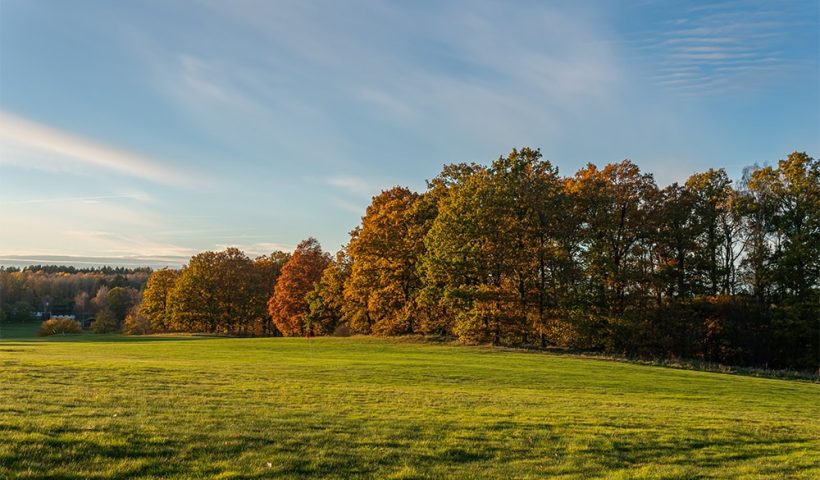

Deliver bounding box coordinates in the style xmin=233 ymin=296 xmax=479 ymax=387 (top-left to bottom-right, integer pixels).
xmin=0 ymin=266 xmax=149 ymax=328
xmin=3 ymin=150 xmax=817 ymax=370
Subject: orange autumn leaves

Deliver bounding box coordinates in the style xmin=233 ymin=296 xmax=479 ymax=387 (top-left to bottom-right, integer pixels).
xmin=267 ymin=238 xmax=330 ymax=336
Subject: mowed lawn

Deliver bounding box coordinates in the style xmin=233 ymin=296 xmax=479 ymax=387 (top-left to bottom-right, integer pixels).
xmin=0 ymin=328 xmax=818 ymax=479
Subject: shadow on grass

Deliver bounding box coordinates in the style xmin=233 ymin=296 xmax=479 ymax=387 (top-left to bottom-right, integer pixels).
xmin=3 ymin=421 xmax=814 ymax=479
xmin=4 ymin=430 xmax=382 ymax=479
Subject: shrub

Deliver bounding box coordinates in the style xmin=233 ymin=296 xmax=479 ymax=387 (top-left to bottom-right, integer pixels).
xmin=38 ymin=318 xmax=82 ymax=336
xmin=123 ymin=310 xmax=151 ymax=335
xmin=332 ymin=323 xmax=351 ymax=337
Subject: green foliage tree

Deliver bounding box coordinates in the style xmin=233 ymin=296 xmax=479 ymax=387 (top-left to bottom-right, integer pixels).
xmin=168 ymin=248 xmax=262 ymax=335
xmin=685 ymin=169 xmax=739 ymax=295
xmin=10 ymin=300 xmax=34 ymax=322
xmin=568 ymin=161 xmax=657 ymax=319
xmin=306 ymin=249 xmax=351 ymax=335
xmin=92 ymin=308 xmax=120 ymax=333
xmin=422 ymin=149 xmax=568 ymax=344
xmin=106 ymin=287 xmax=135 ymax=324
xmin=169 ymin=251 xmax=224 ymax=333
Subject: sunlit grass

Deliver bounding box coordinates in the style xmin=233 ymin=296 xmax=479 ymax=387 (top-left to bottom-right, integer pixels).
xmin=1 ymin=332 xmax=818 ymax=479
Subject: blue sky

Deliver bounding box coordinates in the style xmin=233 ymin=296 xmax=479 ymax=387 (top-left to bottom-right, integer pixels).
xmin=1 ymin=0 xmax=817 ymax=266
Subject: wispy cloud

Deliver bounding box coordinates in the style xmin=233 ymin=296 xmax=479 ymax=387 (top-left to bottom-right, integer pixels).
xmin=127 ymin=0 xmax=622 ymax=166
xmin=633 ymin=0 xmax=816 ymax=96
xmin=0 ymin=255 xmax=189 ymax=269
xmin=0 ymin=111 xmax=203 ymax=187
xmin=331 ymin=196 xmax=368 ymax=215
xmin=4 ymin=193 xmax=152 ymax=205
xmin=322 ymin=176 xmax=379 ymax=198
xmin=58 ymin=230 xmax=199 ymax=258
xmin=214 ymin=242 xmax=295 ymax=255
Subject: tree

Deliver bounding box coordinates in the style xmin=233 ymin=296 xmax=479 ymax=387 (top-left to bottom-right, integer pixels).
xmin=768 ymin=152 xmax=819 ymax=302
xmin=107 ymin=287 xmax=136 ymax=324
xmin=652 ymin=183 xmax=696 ymax=301
xmin=685 ymin=169 xmax=740 ymax=295
xmin=10 ymin=300 xmax=34 ymax=322
xmin=490 ymin=148 xmax=570 ymax=346
xmin=423 ymin=168 xmax=503 ymax=343
xmin=169 ymin=251 xmax=223 ymax=332
xmin=423 ymin=149 xmax=560 ymax=344
xmin=92 ymin=285 xmax=110 ymax=313
xmin=139 ymin=269 xmax=179 ymax=332
xmin=743 ymin=153 xmax=820 ymax=367
xmin=268 ymin=238 xmax=330 ymax=336
xmin=167 ymin=248 xmax=264 ymax=335
xmin=568 ymin=160 xmax=657 ymax=316
xmin=123 ymin=308 xmax=151 ymax=335
xmin=739 ymin=165 xmax=779 ymax=302
xmin=212 ymin=248 xmax=256 ymax=334
xmin=250 ymin=251 xmax=291 ymax=335
xmin=343 ymin=187 xmax=429 ymax=335
xmin=92 ymin=308 xmax=119 ymax=333
xmin=306 ymin=249 xmax=351 ymax=335
xmin=73 ymin=291 xmax=90 ymax=318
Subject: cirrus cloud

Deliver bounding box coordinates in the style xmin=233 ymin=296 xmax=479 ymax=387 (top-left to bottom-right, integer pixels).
xmin=0 ymin=111 xmax=204 ymax=187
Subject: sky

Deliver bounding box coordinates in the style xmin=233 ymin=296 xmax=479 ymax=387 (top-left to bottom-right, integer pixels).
xmin=1 ymin=0 xmax=818 ymax=267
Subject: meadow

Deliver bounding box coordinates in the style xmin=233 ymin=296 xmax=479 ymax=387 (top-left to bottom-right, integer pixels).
xmin=0 ymin=325 xmax=818 ymax=479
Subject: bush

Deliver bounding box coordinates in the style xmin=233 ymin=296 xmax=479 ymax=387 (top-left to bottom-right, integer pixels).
xmin=332 ymin=323 xmax=351 ymax=337
xmin=38 ymin=318 xmax=82 ymax=336
xmin=123 ymin=310 xmax=151 ymax=335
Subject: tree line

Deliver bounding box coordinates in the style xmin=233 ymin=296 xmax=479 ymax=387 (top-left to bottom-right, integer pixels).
xmin=0 ymin=267 xmax=148 ymax=329
xmin=132 ymin=149 xmax=816 ymax=369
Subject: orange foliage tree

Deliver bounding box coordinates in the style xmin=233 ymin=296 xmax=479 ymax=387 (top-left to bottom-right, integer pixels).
xmin=268 ymin=238 xmax=330 ymax=336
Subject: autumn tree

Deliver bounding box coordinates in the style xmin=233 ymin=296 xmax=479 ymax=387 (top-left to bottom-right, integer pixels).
xmin=343 ymin=187 xmax=430 ymax=335
xmin=306 ymin=248 xmax=351 ymax=335
xmin=423 ymin=167 xmax=506 ymax=343
xmin=139 ymin=269 xmax=179 ymax=332
xmin=568 ymin=161 xmax=657 ymax=316
xmin=268 ymin=238 xmax=330 ymax=336
xmin=491 ymin=148 xmax=571 ymax=346
xmin=251 ymin=251 xmax=290 ymax=335
xmin=167 ymin=248 xmax=256 ymax=334
xmin=169 ymin=251 xmax=223 ymax=332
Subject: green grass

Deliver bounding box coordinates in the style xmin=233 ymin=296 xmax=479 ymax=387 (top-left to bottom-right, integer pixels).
xmin=0 ymin=331 xmax=818 ymax=479
xmin=0 ymin=321 xmax=41 ymax=339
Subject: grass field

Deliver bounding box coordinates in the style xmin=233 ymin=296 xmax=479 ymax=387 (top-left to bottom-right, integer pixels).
xmin=1 ymin=324 xmax=818 ymax=479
